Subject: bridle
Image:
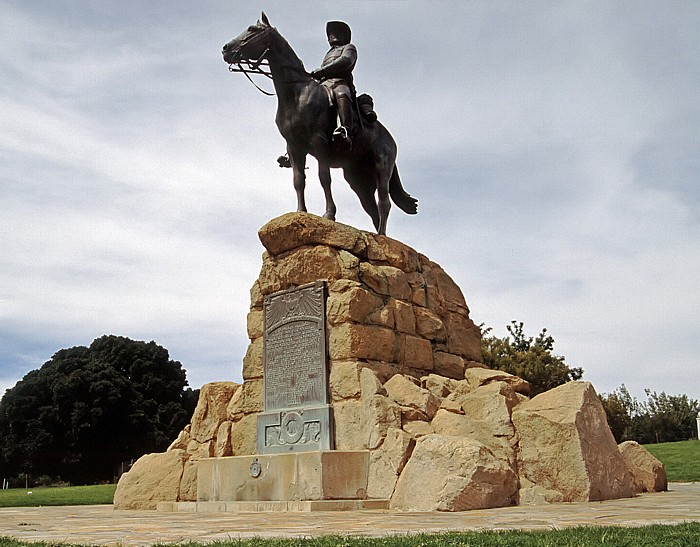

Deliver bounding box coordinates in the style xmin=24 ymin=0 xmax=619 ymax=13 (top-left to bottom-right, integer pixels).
xmin=227 ymin=26 xmax=311 ymax=96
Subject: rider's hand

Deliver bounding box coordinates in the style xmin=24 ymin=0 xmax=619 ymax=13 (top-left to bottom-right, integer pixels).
xmin=310 ymin=68 xmax=325 ymax=80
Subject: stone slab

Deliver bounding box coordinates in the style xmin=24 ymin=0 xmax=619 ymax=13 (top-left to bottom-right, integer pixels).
xmin=196 ymin=451 xmax=369 ymax=502
xmin=158 ymin=499 xmax=390 ymax=513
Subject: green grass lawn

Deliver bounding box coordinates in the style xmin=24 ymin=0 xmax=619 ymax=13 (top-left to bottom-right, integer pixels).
xmin=644 ymin=439 xmax=700 ymax=482
xmin=0 ymin=484 xmax=115 ymax=508
xmin=0 ymin=523 xmax=699 ymax=547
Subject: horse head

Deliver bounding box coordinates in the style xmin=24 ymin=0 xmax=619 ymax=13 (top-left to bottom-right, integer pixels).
xmin=222 ymin=12 xmax=274 ymax=66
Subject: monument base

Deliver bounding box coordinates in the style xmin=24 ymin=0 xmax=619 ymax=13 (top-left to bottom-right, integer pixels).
xmin=185 ymin=450 xmax=372 ymax=511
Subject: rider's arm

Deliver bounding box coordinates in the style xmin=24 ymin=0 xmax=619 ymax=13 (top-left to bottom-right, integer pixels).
xmin=316 ymin=44 xmax=357 ymax=79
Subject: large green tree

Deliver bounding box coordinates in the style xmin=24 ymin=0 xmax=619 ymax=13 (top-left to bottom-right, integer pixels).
xmin=481 ymin=321 xmax=584 ymax=396
xmin=0 ymin=336 xmax=198 ymax=484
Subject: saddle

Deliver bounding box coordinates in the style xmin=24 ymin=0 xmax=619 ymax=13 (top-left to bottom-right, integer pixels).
xmin=277 ymin=93 xmax=377 ymax=168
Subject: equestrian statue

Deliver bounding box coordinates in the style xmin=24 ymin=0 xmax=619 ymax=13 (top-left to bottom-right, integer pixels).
xmin=222 ymin=13 xmax=417 ymax=236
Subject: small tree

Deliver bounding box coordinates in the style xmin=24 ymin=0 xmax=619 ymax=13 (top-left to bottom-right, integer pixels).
xmin=481 ymin=321 xmax=583 ymax=396
xmin=599 ymin=385 xmax=637 ymax=442
xmin=600 ymin=385 xmax=699 ymax=444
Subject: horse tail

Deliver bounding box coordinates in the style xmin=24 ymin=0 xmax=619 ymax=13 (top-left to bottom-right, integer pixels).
xmin=389 ymin=165 xmax=418 ymax=215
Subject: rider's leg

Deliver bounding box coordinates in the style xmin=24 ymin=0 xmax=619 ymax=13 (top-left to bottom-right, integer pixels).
xmin=333 ymin=88 xmax=353 ymax=148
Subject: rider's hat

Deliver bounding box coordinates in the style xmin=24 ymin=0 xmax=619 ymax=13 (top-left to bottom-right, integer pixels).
xmin=326 ymin=21 xmax=351 ymax=44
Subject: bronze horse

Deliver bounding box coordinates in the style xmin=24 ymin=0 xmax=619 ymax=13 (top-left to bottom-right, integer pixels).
xmin=222 ymin=13 xmax=417 ymax=236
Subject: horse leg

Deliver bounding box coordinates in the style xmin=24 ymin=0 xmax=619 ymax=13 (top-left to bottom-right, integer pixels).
xmin=343 ymin=167 xmax=380 ymax=231
xmin=376 ymin=171 xmax=391 ymax=236
xmin=318 ymin=162 xmax=336 ymax=221
xmin=288 ymin=148 xmax=307 ymax=213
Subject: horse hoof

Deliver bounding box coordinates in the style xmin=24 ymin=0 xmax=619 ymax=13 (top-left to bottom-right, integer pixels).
xmin=323 ymin=213 xmax=336 ymax=222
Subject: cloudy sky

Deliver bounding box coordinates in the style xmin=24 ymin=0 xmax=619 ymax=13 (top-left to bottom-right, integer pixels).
xmin=1 ymin=1 xmax=698 ymax=404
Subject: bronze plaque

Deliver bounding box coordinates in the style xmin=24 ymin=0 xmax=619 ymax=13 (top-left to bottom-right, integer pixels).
xmin=263 ymin=281 xmax=328 ymax=411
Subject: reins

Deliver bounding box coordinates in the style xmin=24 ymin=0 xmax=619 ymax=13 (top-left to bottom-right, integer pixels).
xmin=228 ymin=28 xmax=312 ymax=96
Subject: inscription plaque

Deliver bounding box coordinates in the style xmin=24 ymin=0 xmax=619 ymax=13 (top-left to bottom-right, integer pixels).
xmin=257 ymin=281 xmax=333 ymax=454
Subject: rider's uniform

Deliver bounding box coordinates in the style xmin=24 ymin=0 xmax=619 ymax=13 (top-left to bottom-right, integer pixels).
xmin=318 ymin=43 xmax=357 ymax=102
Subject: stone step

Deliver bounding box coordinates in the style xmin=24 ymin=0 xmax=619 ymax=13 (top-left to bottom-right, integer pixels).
xmin=157 ymin=499 xmax=390 ymax=513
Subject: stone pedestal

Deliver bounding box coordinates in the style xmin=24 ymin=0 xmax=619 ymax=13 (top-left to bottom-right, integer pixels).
xmin=157 ymin=450 xmax=388 ymax=512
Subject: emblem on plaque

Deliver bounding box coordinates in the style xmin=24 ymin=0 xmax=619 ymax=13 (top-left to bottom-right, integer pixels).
xmin=250 ymin=458 xmax=261 ymax=478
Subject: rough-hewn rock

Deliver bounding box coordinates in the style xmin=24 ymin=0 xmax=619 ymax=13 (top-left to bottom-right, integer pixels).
xmin=391 ymin=434 xmax=517 ymax=511
xmin=367 ymin=428 xmax=415 ymax=499
xmin=513 ymin=381 xmax=635 ymax=502
xmin=618 ymin=441 xmax=668 ymax=493
xmin=364 ymin=394 xmax=402 ymax=450
xmin=455 ymin=381 xmax=520 ymax=437
xmin=113 ymin=450 xmax=189 ymax=509
xmin=190 ymin=382 xmax=240 ymax=444
xmin=384 ymin=374 xmax=440 ymax=420
xmin=464 ymin=367 xmax=530 ymax=396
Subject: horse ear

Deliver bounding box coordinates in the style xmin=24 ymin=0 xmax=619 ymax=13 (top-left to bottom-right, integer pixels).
xmin=261 ymin=12 xmax=270 ymax=26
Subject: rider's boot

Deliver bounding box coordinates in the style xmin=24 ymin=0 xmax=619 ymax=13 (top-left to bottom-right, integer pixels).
xmin=333 ymin=95 xmax=353 ymax=149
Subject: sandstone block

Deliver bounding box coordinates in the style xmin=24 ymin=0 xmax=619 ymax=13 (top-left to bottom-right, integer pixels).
xmin=360 ymin=366 xmax=387 ymax=398
xmin=433 ymin=351 xmax=466 ymax=379
xmin=384 ymin=374 xmax=440 ymax=419
xmin=242 ymin=337 xmax=263 ymax=380
xmin=277 ymin=245 xmax=345 ymax=287
xmin=237 ymin=378 xmax=265 ymax=414
xmin=114 ymin=450 xmax=189 ymax=509
xmin=367 ymin=428 xmax=415 ymax=499
xmin=402 ymin=420 xmax=434 ymax=438
xmin=430 ymin=409 xmax=514 ymax=466
xmin=364 ymin=394 xmax=402 ymax=449
xmin=432 ymin=265 xmax=469 ymax=313
xmin=517 ymin=477 xmax=565 ymax=506
xmin=421 ymin=374 xmax=456 ymax=398
xmin=329 ymin=361 xmax=362 ymax=401
xmin=512 ymin=381 xmax=635 ymax=502
xmin=230 ymin=413 xmax=257 ymax=456
xmin=329 ymin=322 xmax=396 ymax=362
xmin=168 ymin=425 xmax=191 ymax=451
xmin=333 ymin=399 xmax=367 ymax=450
xmin=401 ymin=335 xmax=434 ymax=370
xmin=190 ymin=382 xmax=240 ymax=443
xmin=443 ymin=312 xmax=481 ymax=361
xmin=456 ymin=381 xmax=520 ymax=437
xmin=246 ymin=309 xmax=264 ymax=340
xmin=187 ymin=439 xmax=213 ymax=460
xmin=372 ymin=236 xmax=421 ymax=273
xmin=406 ymin=272 xmax=428 ymax=307
xmin=327 ymin=284 xmax=382 ymax=325
xmin=226 ymin=384 xmax=244 ymax=421
xmin=391 ymin=435 xmax=517 ymax=511
xmin=259 ymin=212 xmax=367 ymax=257
xmin=179 ymin=460 xmax=199 ymax=502
xmin=618 ymin=441 xmax=668 ymax=493
xmin=359 ymin=263 xmax=411 ymax=300
xmin=414 ymin=306 xmax=446 ymax=341
xmin=214 ymin=421 xmax=233 ymax=457
xmin=388 ymin=298 xmax=416 ymax=334
xmin=464 ymin=367 xmax=530 ymax=396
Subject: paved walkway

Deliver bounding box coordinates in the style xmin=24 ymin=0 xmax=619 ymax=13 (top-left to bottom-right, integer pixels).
xmin=1 ymin=483 xmax=698 ymax=546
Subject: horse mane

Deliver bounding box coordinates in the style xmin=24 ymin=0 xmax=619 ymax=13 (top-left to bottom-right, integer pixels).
xmin=268 ymin=28 xmax=307 ymax=73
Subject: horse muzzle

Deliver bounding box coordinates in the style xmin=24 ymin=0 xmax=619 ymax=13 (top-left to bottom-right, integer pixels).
xmin=222 ymin=40 xmax=242 ymax=64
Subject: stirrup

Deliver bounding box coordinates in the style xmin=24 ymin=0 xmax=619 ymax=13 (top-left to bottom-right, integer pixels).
xmin=332 ymin=126 xmax=352 ymax=148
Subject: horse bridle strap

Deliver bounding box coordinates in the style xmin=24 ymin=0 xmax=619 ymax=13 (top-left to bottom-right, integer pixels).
xmin=228 ymin=27 xmax=311 ymax=96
